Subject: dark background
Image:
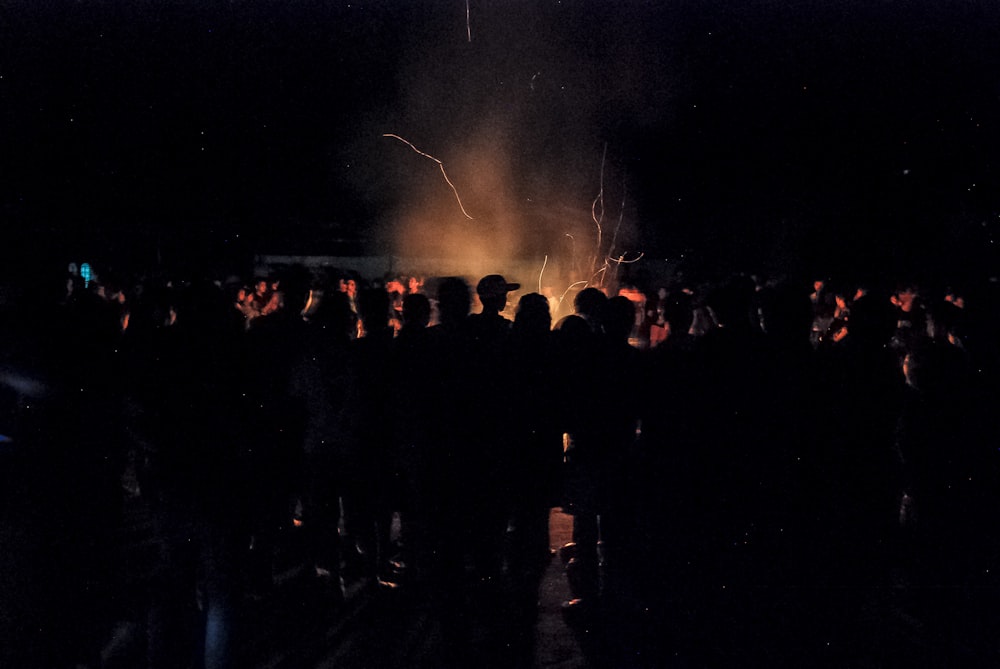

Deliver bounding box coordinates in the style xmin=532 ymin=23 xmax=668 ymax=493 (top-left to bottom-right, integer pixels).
xmin=3 ymin=0 xmax=999 ymax=283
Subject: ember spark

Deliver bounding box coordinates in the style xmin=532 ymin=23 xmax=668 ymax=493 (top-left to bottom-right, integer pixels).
xmin=383 ymin=133 xmax=474 ymax=220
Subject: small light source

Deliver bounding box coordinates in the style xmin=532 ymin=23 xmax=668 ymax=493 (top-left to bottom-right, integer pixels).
xmin=80 ymin=262 xmax=93 ymax=288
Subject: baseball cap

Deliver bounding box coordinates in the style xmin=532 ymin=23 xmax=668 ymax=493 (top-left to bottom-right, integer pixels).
xmin=476 ymin=274 xmax=520 ymax=299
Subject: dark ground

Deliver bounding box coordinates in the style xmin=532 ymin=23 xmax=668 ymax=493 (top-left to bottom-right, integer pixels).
xmin=89 ymin=504 xmax=1000 ymax=669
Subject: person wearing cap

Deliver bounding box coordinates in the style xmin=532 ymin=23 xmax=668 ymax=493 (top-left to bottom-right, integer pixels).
xmin=473 ymin=274 xmax=520 ymax=323
xmin=464 ymin=274 xmax=520 ymax=591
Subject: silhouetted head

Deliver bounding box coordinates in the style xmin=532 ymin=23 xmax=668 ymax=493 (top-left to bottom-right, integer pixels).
xmin=358 ymin=287 xmax=390 ymax=332
xmin=402 ymin=293 xmax=431 ymax=329
xmin=662 ymin=291 xmax=694 ymax=336
xmin=903 ymin=339 xmax=966 ymax=394
xmin=476 ymin=274 xmax=520 ymax=314
xmin=707 ymin=276 xmax=757 ymax=331
xmin=848 ymin=292 xmax=896 ymax=347
xmin=437 ymin=277 xmax=471 ymax=327
xmin=760 ymin=282 xmax=813 ymax=344
xmin=574 ymin=287 xmax=607 ymax=327
xmin=274 ymin=265 xmax=312 ymax=315
xmin=312 ymin=290 xmax=356 ymax=339
xmin=173 ymin=279 xmax=232 ymax=334
xmin=602 ymin=296 xmax=636 ymax=342
xmin=513 ymin=292 xmax=551 ymax=336
xmin=930 ymin=299 xmax=967 ymax=344
xmin=554 ymin=314 xmax=592 ymax=350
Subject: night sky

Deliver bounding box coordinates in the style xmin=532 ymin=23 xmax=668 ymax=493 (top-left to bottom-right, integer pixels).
xmin=3 ymin=1 xmax=1000 ymax=282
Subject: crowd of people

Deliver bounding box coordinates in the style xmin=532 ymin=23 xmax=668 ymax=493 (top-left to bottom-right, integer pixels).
xmin=2 ymin=261 xmax=1000 ymax=668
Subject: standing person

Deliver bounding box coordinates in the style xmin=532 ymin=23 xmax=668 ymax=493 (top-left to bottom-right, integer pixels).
xmin=465 ymin=274 xmax=520 ymax=588
xmin=339 ymin=274 xmax=361 ymax=337
xmin=347 ymin=287 xmax=397 ymax=584
xmin=243 ymin=267 xmax=313 ymax=597
xmin=389 ymin=293 xmax=434 ymax=585
xmin=1 ymin=268 xmax=129 ymax=669
xmin=419 ymin=277 xmax=476 ymax=660
xmin=812 ymin=291 xmax=904 ymax=653
xmin=506 ymin=293 xmax=562 ymax=599
xmin=556 ymin=287 xmax=608 ymax=613
xmin=591 ymin=296 xmax=643 ymax=603
xmin=893 ymin=338 xmax=1000 ymax=656
xmin=140 ymin=279 xmax=249 ymax=669
xmin=295 ymin=290 xmax=358 ymax=600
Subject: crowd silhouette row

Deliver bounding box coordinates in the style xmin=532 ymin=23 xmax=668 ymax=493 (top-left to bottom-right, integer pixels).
xmin=3 ymin=264 xmax=1000 ymax=668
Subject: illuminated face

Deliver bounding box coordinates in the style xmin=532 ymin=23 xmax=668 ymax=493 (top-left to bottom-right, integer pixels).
xmin=346 ymin=279 xmax=357 ymax=297
xmin=897 ymin=290 xmax=916 ymax=312
xmin=255 ymin=280 xmax=268 ymax=296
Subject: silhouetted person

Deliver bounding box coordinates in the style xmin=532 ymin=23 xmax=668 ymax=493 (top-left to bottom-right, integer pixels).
xmin=348 ymin=287 xmax=397 ymax=583
xmin=811 ymin=290 xmax=905 ymax=651
xmin=573 ymin=286 xmax=607 ymax=333
xmin=464 ymin=274 xmax=520 ymax=589
xmin=418 ymin=277 xmax=476 ymax=658
xmin=557 ymin=287 xmax=609 ymax=612
xmin=589 ymin=296 xmax=642 ymax=607
xmin=506 ymin=293 xmax=561 ymax=594
xmin=0 ymin=267 xmax=128 ymax=669
xmin=140 ymin=279 xmax=249 ymax=669
xmin=657 ymin=275 xmax=782 ymax=658
xmin=890 ymin=282 xmax=927 ymax=360
xmin=633 ymin=287 xmax=701 ymax=626
xmin=297 ymin=290 xmax=358 ymax=600
xmin=243 ymin=267 xmax=312 ymax=597
xmin=895 ymin=339 xmax=998 ymax=643
xmin=388 ymin=292 xmax=434 ymax=584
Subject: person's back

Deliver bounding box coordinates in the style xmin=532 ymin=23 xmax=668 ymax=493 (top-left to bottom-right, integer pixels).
xmin=589 ymin=296 xmax=642 ymax=599
xmin=421 ymin=279 xmax=472 ymax=541
xmin=348 ymin=287 xmax=398 ymax=579
xmin=816 ymin=291 xmax=905 ymax=588
xmin=294 ymin=290 xmax=357 ymax=596
xmin=554 ymin=295 xmax=614 ymax=611
xmin=506 ymin=294 xmax=561 ymax=587
xmin=392 ymin=293 xmax=434 ymax=450
xmin=388 ymin=293 xmax=434 ymax=580
xmin=143 ymin=279 xmax=249 ymax=669
xmin=672 ymin=278 xmax=777 ymax=587
xmin=897 ymin=341 xmax=989 ymax=584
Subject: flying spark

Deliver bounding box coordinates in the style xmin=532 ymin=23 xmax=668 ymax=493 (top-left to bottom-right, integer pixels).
xmin=609 ymin=252 xmax=645 ymax=264
xmin=538 ymin=254 xmax=548 ymax=293
xmin=590 ymin=144 xmax=607 ymax=274
xmin=558 ymin=280 xmax=590 ymax=307
xmin=607 ymin=181 xmax=627 ymax=261
xmin=383 ymin=133 xmax=474 ymax=220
